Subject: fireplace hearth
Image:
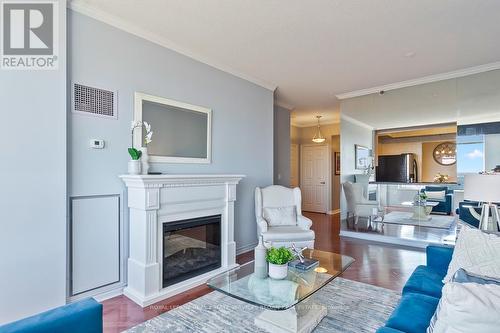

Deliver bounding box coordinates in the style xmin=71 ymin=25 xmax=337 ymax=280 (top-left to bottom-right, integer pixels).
xmin=163 ymin=215 xmax=221 ymax=288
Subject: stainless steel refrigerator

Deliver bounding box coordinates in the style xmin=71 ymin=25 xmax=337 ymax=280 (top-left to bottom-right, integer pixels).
xmin=376 ymin=153 xmax=418 ymax=183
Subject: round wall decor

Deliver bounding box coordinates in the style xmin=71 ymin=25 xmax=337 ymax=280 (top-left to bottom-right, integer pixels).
xmin=433 ymin=142 xmax=456 ymax=166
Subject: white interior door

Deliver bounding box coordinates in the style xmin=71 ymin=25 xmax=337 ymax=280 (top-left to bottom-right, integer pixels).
xmin=300 ymin=144 xmax=329 ymax=213
xmin=290 ymin=144 xmax=299 ymax=187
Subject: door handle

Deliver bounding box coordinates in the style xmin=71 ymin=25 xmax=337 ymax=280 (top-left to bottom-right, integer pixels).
xmin=320 ymin=182 xmax=326 ymax=184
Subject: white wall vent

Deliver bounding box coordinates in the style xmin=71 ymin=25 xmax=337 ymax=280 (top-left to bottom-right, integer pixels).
xmin=72 ymin=83 xmax=117 ymax=119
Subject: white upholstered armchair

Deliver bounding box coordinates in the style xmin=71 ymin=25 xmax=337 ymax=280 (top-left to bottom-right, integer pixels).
xmin=255 ymin=185 xmax=315 ymax=249
xmin=343 ymin=181 xmax=381 ymax=224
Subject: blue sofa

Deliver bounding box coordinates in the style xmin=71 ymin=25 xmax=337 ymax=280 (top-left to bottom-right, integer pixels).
xmin=0 ymin=298 xmax=102 ymax=333
xmin=376 ymin=245 xmax=454 ymax=333
xmin=422 ymin=186 xmax=453 ymax=215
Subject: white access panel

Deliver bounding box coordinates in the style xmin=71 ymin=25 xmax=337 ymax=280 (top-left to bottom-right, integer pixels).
xmin=71 ymin=196 xmax=120 ymax=295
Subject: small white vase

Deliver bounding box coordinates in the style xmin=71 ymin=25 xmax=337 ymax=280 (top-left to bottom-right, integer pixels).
xmin=128 ymin=160 xmax=141 ymax=175
xmin=254 ymin=236 xmax=268 ymax=279
xmin=140 ymin=147 xmax=149 ymax=175
xmin=268 ymin=263 xmax=288 ymax=280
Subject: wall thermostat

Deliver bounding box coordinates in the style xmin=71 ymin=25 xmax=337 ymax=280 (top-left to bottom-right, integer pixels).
xmin=90 ymin=139 xmax=105 ymax=149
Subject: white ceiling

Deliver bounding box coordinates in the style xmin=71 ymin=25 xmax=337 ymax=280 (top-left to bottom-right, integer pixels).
xmin=70 ymin=0 xmax=500 ymax=112
xmin=290 ymin=108 xmax=339 ymax=127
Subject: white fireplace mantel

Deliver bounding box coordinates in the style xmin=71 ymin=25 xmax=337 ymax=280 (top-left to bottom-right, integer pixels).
xmin=120 ymin=174 xmax=245 ymax=307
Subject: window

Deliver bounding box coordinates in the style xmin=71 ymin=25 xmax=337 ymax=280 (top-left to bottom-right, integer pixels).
xmin=456 ymin=135 xmax=485 ymax=184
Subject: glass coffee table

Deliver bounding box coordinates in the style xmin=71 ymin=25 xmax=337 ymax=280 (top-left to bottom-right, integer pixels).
xmin=207 ymin=249 xmax=354 ymax=333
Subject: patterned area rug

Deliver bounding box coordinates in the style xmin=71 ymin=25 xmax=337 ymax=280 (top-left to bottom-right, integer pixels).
xmin=126 ymin=278 xmax=400 ymax=332
xmin=383 ymin=211 xmax=455 ymax=229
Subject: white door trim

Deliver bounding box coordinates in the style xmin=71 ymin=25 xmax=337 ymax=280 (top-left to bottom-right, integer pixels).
xmin=300 ymin=144 xmax=331 ymax=213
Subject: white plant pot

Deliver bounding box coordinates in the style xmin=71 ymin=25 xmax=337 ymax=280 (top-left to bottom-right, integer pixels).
xmin=268 ymin=263 xmax=288 ymax=280
xmin=128 ymin=160 xmax=141 ymax=175
xmin=140 ymin=147 xmax=149 ymax=175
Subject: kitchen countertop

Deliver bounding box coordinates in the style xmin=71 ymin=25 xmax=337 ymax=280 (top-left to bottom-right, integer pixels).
xmin=369 ymin=181 xmax=458 ymax=185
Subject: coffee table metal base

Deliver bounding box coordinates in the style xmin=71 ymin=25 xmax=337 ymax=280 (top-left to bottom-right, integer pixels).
xmin=254 ymin=298 xmax=327 ymax=333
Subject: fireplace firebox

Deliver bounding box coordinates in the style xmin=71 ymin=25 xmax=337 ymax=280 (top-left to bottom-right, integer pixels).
xmin=162 ymin=215 xmax=221 ymax=288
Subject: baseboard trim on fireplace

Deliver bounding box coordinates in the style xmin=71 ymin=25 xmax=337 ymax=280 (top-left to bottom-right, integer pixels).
xmin=123 ymin=263 xmax=239 ymax=307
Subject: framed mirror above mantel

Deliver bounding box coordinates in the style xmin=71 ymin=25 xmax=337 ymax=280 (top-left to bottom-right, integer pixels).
xmin=134 ymin=92 xmax=212 ymax=164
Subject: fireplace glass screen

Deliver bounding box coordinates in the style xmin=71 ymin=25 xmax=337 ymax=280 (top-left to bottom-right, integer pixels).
xmin=163 ymin=215 xmax=221 ymax=288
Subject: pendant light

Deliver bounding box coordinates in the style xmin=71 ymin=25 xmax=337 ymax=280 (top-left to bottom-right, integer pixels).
xmin=312 ymin=115 xmax=326 ymax=143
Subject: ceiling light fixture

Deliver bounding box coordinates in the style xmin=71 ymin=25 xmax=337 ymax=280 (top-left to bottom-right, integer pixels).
xmin=312 ymin=116 xmax=326 ymax=143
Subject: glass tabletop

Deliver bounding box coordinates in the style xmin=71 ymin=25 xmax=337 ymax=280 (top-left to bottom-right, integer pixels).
xmin=207 ymin=249 xmax=354 ymax=310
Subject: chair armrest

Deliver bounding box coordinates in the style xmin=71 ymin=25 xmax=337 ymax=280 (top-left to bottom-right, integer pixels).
xmin=426 ymin=245 xmax=454 ymax=276
xmin=257 ymin=218 xmax=268 ymax=233
xmin=297 ymin=215 xmax=312 ymax=230
xmin=445 ymin=193 xmax=452 ymax=204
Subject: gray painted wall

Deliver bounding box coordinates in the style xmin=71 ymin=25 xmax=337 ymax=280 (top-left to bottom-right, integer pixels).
xmin=273 ymin=105 xmax=291 ymax=186
xmin=340 ymin=117 xmax=373 ymax=218
xmin=0 ymin=1 xmax=67 ymax=323
xmin=68 ymin=10 xmax=274 ymax=276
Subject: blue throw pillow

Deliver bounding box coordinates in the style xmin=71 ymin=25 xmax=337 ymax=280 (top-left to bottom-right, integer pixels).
xmin=452 ymin=268 xmax=500 ymax=285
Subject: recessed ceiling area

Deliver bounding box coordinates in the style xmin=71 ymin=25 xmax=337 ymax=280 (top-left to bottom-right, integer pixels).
xmin=376 ymin=124 xmax=457 ymax=144
xmin=70 ymin=0 xmax=500 ymax=111
xmin=291 ymin=109 xmax=339 ymax=127
xmin=380 ymin=125 xmax=457 ymax=139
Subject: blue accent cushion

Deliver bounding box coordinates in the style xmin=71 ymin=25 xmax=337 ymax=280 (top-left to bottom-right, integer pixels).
xmin=385 ymin=293 xmax=440 ymax=333
xmin=402 ymin=265 xmax=444 ymax=298
xmin=0 ymin=298 xmax=102 ymax=333
xmin=452 ymin=268 xmax=500 ymax=285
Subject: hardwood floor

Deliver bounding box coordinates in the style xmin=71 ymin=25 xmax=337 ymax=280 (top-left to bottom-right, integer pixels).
xmin=308 ymin=212 xmax=425 ymax=291
xmin=101 ymin=212 xmax=425 ymax=333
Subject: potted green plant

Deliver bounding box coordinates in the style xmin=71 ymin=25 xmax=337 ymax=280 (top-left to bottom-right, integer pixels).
xmin=266 ymin=247 xmax=294 ymax=279
xmin=415 ymin=192 xmax=427 ymax=206
xmin=127 ymin=147 xmax=142 ymax=175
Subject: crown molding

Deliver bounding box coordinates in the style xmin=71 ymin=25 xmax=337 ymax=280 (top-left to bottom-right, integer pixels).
xmin=336 ymin=61 xmax=500 ymax=100
xmin=68 ymin=0 xmax=277 ymax=92
xmin=340 ymin=114 xmax=374 ymax=130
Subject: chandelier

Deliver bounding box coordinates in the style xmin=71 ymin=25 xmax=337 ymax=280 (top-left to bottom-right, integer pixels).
xmin=312 ymin=116 xmax=326 ymax=143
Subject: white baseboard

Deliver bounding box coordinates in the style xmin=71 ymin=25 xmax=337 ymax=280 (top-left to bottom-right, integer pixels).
xmin=68 ymin=284 xmax=125 ymax=303
xmin=92 ymin=287 xmax=125 ymax=302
